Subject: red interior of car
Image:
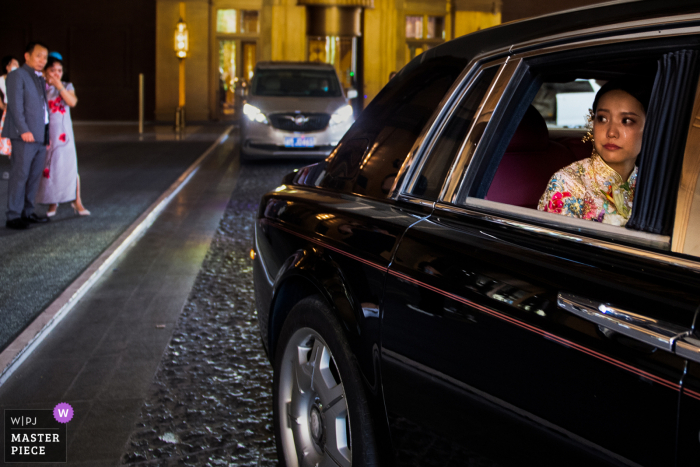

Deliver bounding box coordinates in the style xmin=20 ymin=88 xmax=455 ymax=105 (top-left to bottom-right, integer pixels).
xmin=485 ymin=105 xmax=592 ymax=209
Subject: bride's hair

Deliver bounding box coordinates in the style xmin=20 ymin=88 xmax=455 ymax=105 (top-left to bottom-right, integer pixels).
xmin=592 ymin=78 xmax=653 ymax=115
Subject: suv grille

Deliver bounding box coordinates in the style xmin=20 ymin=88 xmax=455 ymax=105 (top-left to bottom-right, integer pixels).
xmin=269 ymin=113 xmax=330 ymax=132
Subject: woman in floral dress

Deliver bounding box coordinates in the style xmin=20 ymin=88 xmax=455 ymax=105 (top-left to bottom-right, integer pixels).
xmin=36 ymin=55 xmax=89 ymax=217
xmin=0 ymin=56 xmax=19 ymax=156
xmin=538 ymin=80 xmax=649 ymax=226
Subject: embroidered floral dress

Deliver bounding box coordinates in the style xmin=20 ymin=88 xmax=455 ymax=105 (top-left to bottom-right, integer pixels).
xmin=0 ymin=75 xmax=11 ymax=156
xmin=537 ymin=152 xmax=637 ymax=227
xmin=36 ymin=82 xmax=78 ymax=204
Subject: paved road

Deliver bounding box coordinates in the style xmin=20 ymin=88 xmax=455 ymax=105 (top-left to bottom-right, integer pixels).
xmin=0 ymin=124 xmax=225 ymax=351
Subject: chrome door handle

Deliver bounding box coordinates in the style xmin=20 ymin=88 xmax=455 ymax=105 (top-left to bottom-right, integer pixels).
xmin=676 ymin=335 xmax=700 ymax=364
xmin=557 ymin=292 xmax=688 ymax=351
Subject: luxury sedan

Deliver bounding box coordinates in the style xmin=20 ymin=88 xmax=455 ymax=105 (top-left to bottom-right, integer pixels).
xmin=253 ymin=1 xmax=700 ymax=465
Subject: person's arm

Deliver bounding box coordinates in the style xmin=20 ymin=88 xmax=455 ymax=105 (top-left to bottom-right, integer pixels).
xmin=5 ymin=71 xmax=34 ymax=142
xmin=52 ymin=80 xmax=77 ymax=108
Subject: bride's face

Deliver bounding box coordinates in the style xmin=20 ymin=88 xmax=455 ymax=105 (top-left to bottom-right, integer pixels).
xmin=593 ymin=90 xmax=646 ymax=170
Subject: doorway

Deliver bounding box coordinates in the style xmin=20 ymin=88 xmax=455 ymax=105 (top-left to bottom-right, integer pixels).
xmin=217 ymin=39 xmax=257 ymax=120
xmin=213 ymin=8 xmax=259 ymax=121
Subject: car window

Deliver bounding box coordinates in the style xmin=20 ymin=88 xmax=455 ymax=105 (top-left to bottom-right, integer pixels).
xmin=252 ymin=69 xmax=342 ymax=97
xmin=319 ymin=55 xmax=468 ymax=199
xmin=531 ymin=79 xmax=599 ymax=129
xmin=409 ymin=66 xmax=499 ymax=201
xmin=449 ymin=37 xmax=700 ymax=248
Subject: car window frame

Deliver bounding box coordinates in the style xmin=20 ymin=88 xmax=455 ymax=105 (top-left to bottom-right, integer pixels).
xmin=431 ymin=24 xmax=700 ymax=265
xmin=390 ymin=57 xmax=506 ymax=208
xmin=399 ymin=60 xmax=506 ymax=201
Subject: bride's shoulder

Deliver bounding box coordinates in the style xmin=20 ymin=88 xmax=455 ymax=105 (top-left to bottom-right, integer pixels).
xmin=556 ymin=156 xmax=593 ymax=178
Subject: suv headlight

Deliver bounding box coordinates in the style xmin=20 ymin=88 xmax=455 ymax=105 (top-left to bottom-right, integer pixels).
xmin=330 ymin=104 xmax=354 ymax=126
xmin=243 ymin=103 xmax=268 ymax=124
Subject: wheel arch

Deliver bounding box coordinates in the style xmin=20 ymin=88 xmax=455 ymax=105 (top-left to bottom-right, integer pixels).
xmin=268 ymin=271 xmax=327 ymax=360
xmin=267 ymin=250 xmax=362 ymax=363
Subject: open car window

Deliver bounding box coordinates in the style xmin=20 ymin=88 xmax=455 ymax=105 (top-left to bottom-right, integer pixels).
xmin=444 ymin=35 xmax=700 ymax=252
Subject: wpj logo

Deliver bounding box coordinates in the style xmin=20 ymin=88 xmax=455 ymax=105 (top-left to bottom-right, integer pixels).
xmin=4 ymin=404 xmax=71 ymax=463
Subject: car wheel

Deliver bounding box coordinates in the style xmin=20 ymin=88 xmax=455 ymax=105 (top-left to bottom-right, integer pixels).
xmin=273 ymin=295 xmax=379 ymax=467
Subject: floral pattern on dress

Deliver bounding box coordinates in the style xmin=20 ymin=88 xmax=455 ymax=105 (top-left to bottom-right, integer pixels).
xmin=0 ymin=111 xmax=11 ymax=156
xmin=537 ymin=152 xmax=637 ymax=227
xmin=48 ymin=96 xmax=66 ymax=114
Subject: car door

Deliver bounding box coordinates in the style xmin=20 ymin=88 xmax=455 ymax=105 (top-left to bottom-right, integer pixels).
xmin=671 ymin=66 xmax=700 ymax=467
xmin=381 ymin=34 xmax=700 ymax=466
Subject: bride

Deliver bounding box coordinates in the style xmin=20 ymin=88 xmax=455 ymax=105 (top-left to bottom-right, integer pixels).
xmin=538 ymin=80 xmax=649 ymax=227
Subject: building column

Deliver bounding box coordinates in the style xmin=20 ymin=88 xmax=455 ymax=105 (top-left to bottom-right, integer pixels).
xmin=156 ymin=0 xmax=210 ymax=122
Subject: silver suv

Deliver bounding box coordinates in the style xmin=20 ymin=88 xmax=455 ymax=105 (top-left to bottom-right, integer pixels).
xmin=241 ymin=61 xmax=356 ymax=159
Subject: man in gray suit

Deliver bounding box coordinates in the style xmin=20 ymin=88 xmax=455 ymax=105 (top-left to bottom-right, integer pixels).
xmin=3 ymin=42 xmax=50 ymax=229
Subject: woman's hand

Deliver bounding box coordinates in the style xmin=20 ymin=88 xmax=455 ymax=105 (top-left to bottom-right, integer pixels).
xmin=45 ymin=73 xmax=62 ymax=90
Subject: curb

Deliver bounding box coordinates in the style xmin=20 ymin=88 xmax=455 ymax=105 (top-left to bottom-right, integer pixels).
xmin=0 ymin=125 xmax=234 ymax=386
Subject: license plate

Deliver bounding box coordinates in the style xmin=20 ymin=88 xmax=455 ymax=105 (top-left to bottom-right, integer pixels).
xmin=284 ymin=136 xmax=315 ymax=148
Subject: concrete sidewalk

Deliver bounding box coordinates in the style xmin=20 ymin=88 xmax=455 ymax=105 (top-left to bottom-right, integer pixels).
xmin=0 ymin=123 xmax=229 ymax=353
xmin=0 ymin=124 xmax=241 ymax=466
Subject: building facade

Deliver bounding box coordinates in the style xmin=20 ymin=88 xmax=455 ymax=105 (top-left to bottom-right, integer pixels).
xmin=1 ymin=0 xmax=605 ymax=122
xmin=155 ymin=0 xmax=503 ymax=121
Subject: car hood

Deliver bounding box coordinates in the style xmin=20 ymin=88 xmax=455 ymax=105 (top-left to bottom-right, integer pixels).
xmin=245 ymin=96 xmax=348 ymax=115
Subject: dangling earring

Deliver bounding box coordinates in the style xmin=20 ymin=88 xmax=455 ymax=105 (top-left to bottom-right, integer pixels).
xmin=582 ymin=109 xmax=595 ymax=143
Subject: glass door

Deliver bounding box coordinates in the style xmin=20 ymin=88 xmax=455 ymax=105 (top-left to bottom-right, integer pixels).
xmin=218 ymin=39 xmax=237 ymax=119
xmin=214 ymin=9 xmax=259 ymax=120
xmin=217 ymin=39 xmax=257 ymax=120
xmin=242 ymin=41 xmax=256 ymax=83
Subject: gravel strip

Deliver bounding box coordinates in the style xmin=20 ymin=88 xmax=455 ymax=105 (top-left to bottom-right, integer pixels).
xmin=121 ymin=161 xmax=301 ymax=466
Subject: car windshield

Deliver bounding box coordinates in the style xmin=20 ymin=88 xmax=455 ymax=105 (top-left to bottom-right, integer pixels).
xmin=251 ymin=69 xmax=342 ymax=97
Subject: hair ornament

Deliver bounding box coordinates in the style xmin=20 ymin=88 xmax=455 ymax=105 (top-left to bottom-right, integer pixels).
xmin=581 ymin=108 xmax=595 ymax=143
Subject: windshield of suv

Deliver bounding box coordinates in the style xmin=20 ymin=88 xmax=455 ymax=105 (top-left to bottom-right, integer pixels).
xmin=251 ymin=69 xmax=343 ymax=97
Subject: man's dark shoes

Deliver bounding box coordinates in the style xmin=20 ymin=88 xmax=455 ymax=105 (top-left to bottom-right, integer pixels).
xmin=6 ymin=218 xmax=29 ymax=230
xmin=22 ymin=213 xmax=50 ymax=224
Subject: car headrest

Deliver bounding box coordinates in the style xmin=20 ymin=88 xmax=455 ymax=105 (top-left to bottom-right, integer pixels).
xmin=505 ymin=105 xmax=549 ymax=153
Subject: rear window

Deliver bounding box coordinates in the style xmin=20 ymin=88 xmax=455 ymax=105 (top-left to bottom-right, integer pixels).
xmin=251 ymin=69 xmax=342 ymax=97
xmin=318 ymin=55 xmax=469 ymax=199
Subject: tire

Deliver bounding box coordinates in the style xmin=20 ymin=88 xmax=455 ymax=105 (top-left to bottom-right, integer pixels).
xmin=273 ymin=295 xmax=379 ymax=467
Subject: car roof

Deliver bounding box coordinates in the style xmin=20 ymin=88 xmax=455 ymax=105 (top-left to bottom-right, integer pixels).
xmin=421 ymin=0 xmax=700 ymax=67
xmin=255 ymin=61 xmax=336 ymax=71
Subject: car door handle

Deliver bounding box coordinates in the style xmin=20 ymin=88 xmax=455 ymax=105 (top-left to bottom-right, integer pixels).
xmin=676 ymin=335 xmax=700 ymax=364
xmin=557 ymin=292 xmax=688 ymax=351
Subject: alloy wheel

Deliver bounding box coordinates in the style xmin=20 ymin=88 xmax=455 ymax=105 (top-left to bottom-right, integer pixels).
xmin=277 ymin=327 xmax=352 ymax=467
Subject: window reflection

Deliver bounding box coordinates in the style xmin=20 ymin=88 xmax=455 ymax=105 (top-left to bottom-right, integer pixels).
xmin=241 ymin=10 xmax=259 ymax=34
xmin=405 ymin=16 xmax=423 ymax=39
xmin=427 ymin=16 xmax=445 ymax=39
xmin=217 ymin=9 xmax=237 ymax=34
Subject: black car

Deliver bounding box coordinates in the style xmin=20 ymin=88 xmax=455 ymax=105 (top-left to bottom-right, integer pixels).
xmin=253 ymin=2 xmax=700 ymax=465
